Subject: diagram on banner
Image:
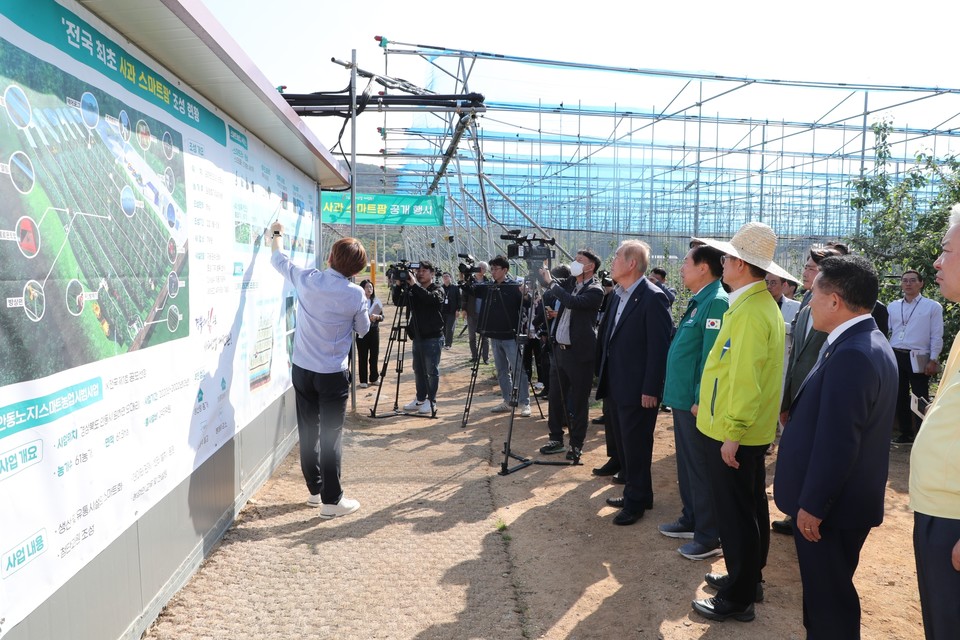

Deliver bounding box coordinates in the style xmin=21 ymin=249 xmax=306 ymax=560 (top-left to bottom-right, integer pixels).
xmin=0 ymin=42 xmax=190 ymax=386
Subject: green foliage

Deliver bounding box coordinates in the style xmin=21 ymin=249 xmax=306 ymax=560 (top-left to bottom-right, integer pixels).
xmin=847 ymin=119 xmax=960 ymax=346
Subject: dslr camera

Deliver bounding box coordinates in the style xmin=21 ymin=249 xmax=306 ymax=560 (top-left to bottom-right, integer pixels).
xmin=597 ymin=269 xmax=614 ymax=288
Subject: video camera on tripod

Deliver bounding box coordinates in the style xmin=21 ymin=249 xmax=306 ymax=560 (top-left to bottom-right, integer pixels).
xmin=501 ymin=230 xmax=556 ymax=271
xmin=389 ymin=259 xmax=421 ymax=283
xmin=457 ymin=253 xmax=480 ymax=276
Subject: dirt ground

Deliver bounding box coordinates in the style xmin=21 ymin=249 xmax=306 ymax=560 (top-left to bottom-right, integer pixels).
xmin=145 ymin=308 xmax=925 ymax=639
xmin=423 ymin=322 xmax=924 ymax=638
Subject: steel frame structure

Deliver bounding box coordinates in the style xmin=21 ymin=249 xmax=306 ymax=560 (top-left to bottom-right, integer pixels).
xmin=346 ymin=38 xmax=960 ymax=271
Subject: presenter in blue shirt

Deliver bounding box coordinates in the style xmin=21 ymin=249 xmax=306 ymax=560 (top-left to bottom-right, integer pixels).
xmin=270 ymin=223 xmax=370 ymax=518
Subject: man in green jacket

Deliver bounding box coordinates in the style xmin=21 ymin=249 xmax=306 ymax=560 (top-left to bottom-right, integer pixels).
xmin=659 ymin=243 xmax=729 ymax=561
xmin=689 ymin=222 xmax=790 ymax=623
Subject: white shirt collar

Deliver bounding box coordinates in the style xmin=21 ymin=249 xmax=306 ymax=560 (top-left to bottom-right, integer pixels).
xmin=727 ymin=280 xmax=759 ymax=306
xmin=827 ymin=313 xmax=873 ymax=345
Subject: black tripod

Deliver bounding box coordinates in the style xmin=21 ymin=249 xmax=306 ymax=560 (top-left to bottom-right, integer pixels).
xmin=369 ymin=281 xmax=435 ymax=419
xmin=459 ymin=280 xmax=544 ymax=429
xmin=499 ymin=269 xmax=580 ymax=475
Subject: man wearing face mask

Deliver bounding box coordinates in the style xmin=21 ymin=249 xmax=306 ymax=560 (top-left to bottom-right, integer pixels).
xmin=537 ymin=251 xmax=605 ymax=462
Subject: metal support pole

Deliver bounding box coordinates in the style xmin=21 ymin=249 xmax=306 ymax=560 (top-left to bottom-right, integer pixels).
xmin=856 ymin=91 xmax=869 ymax=237
xmin=480 ymin=174 xmax=574 ymax=261
xmin=349 ymin=49 xmax=358 ymax=412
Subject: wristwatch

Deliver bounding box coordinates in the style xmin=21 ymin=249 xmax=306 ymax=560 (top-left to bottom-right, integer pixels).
xmin=272 ymin=230 xmax=282 ymax=238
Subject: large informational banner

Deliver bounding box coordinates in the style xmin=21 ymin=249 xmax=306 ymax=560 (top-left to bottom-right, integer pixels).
xmin=0 ymin=1 xmax=317 ymax=634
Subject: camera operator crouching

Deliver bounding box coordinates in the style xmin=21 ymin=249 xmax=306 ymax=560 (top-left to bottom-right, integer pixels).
xmin=474 ymin=255 xmax=532 ymax=417
xmin=537 ymin=251 xmax=604 ymax=462
xmin=391 ymin=260 xmax=445 ymax=415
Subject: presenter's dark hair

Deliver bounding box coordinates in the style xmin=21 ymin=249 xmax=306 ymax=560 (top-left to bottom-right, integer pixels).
xmin=816 ymin=255 xmax=878 ymax=312
xmin=329 ymin=237 xmax=367 ymax=277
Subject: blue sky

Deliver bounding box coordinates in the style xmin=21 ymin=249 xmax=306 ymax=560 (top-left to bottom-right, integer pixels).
xmin=202 ymin=0 xmax=960 ymax=158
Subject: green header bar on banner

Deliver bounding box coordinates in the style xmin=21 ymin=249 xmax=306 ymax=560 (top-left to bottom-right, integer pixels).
xmin=320 ymin=192 xmax=444 ymax=226
xmin=2 ymin=0 xmax=226 ymax=144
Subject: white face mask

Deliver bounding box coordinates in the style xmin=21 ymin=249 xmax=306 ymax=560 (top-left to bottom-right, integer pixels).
xmin=569 ymin=261 xmax=584 ymax=277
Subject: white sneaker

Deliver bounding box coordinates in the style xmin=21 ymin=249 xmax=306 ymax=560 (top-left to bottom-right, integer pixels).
xmin=520 ymin=403 xmax=531 ymax=417
xmin=419 ymin=400 xmax=434 ymax=415
xmin=359 ymin=382 xmax=368 ymax=389
xmin=490 ymin=402 xmax=511 ymax=413
xmin=306 ymin=493 xmax=322 ymax=507
xmin=319 ymin=496 xmax=361 ymax=519
xmin=533 ymin=382 xmax=544 ymax=392
xmin=403 ymin=398 xmax=424 ymax=412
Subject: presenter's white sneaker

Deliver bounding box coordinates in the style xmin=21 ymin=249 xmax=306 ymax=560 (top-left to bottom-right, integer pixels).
xmin=306 ymin=493 xmax=323 ymax=507
xmin=419 ymin=400 xmax=434 ymax=415
xmin=403 ymin=398 xmax=424 ymax=412
xmin=320 ymin=497 xmax=361 ymax=519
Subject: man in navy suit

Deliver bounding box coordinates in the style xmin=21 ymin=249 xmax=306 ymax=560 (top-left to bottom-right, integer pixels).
xmin=774 ymin=254 xmax=897 ymax=639
xmin=595 ymin=240 xmax=672 ymax=525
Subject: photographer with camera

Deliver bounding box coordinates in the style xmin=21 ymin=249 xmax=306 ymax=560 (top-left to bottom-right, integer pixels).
xmin=474 ymin=255 xmax=532 ymax=417
xmin=391 ymin=260 xmax=445 ymax=415
xmin=460 ymin=257 xmax=490 ymax=364
xmin=537 ymin=264 xmax=572 ymax=399
xmin=537 ymin=251 xmax=605 ymax=462
xmin=440 ymin=272 xmax=460 ymax=350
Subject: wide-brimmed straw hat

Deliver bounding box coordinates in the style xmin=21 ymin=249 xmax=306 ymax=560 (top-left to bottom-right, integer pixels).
xmin=691 ymin=221 xmax=796 ymax=282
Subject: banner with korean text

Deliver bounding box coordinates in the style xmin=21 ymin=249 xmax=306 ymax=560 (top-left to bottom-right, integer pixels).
xmin=0 ymin=0 xmax=316 ymax=634
xmin=320 ymin=192 xmax=444 ymax=226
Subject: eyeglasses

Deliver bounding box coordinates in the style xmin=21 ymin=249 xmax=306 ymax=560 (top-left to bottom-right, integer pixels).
xmin=720 ymin=255 xmax=738 ymax=265
xmin=901 ymin=277 xmax=920 ymax=283
xmin=764 ymin=280 xmax=780 ymax=287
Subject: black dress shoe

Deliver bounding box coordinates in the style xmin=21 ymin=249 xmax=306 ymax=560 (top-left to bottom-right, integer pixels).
xmin=611 ymin=472 xmax=626 ymax=485
xmin=613 ymin=508 xmax=644 ymax=525
xmin=691 ymin=597 xmax=755 ymax=622
xmin=591 ymin=459 xmax=620 ymax=476
xmin=704 ymin=573 xmax=764 ymax=602
xmin=771 ymin=517 xmax=793 ymax=535
xmin=606 ymin=495 xmax=653 ymax=510
xmin=591 ymin=415 xmax=606 ymax=424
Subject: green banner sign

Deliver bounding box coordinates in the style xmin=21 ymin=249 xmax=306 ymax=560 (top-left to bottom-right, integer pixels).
xmin=320 ymin=192 xmax=444 ymax=226
xmin=2 ymin=0 xmax=226 ymax=144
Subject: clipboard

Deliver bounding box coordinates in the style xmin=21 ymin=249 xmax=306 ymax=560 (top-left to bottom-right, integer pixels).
xmin=910 ymin=351 xmax=930 ymax=374
xmin=910 ymin=392 xmax=931 ymax=419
